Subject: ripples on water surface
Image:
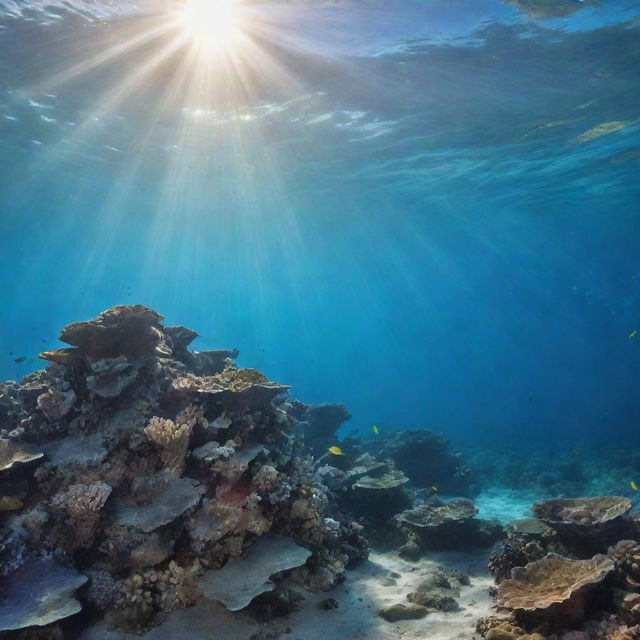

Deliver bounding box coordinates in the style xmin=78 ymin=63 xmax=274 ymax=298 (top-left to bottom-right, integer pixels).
xmin=0 ymin=0 xmax=639 ymax=444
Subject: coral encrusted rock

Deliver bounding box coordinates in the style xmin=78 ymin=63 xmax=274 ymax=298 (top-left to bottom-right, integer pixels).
xmin=533 ymin=497 xmax=634 ymax=554
xmin=396 ymin=497 xmax=502 ymax=550
xmin=497 ymin=552 xmax=614 ymax=628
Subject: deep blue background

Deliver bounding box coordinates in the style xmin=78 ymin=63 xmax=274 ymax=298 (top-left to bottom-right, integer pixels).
xmin=1 ymin=0 xmax=639 ymax=447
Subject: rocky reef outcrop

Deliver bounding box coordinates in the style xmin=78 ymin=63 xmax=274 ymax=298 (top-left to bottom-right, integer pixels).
xmin=396 ymin=497 xmax=502 ymax=555
xmin=0 ymin=305 xmax=368 ymax=638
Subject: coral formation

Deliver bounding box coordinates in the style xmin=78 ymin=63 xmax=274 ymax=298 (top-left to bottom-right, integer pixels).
xmin=482 ymin=492 xmax=640 ymax=640
xmin=378 ymin=603 xmax=429 ymax=622
xmin=0 ymin=305 xmax=370 ymax=637
xmin=396 ymin=497 xmax=502 ymax=550
xmin=0 ymin=438 xmax=43 ymax=471
xmin=489 ymin=532 xmax=546 ymax=583
xmin=497 ymin=553 xmax=614 ymax=629
xmin=375 ymin=429 xmax=475 ymax=495
xmin=406 ymin=567 xmax=467 ymax=611
xmin=0 ymin=558 xmax=88 ymax=632
xmin=298 ymin=403 xmax=351 ymax=457
xmin=532 ymin=497 xmax=633 ymax=554
xmin=144 ymin=416 xmax=191 ymax=476
xmin=196 ymin=534 xmax=312 ymax=611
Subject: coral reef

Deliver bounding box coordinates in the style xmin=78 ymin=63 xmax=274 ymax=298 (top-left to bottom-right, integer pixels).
xmin=0 ymin=305 xmax=369 ymax=637
xmin=533 ymin=497 xmax=634 ymax=555
xmin=396 ymin=497 xmax=503 ymax=551
xmin=374 ymin=429 xmax=475 ymax=495
xmin=0 ymin=439 xmax=43 ymax=471
xmin=489 ymin=532 xmax=546 ymax=584
xmin=406 ymin=566 xmax=467 ymax=611
xmin=144 ymin=416 xmax=191 ymax=476
xmin=496 ymin=553 xmax=614 ymax=628
xmin=480 ymin=493 xmax=640 ymax=640
xmin=378 ymin=602 xmax=428 ymax=622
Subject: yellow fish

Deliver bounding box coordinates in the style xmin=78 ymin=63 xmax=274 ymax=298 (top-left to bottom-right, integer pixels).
xmin=372 ymin=425 xmax=380 ymax=435
xmin=0 ymin=496 xmax=23 ymax=512
xmin=630 ymin=330 xmax=637 ymax=339
xmin=430 ymin=486 xmax=439 ymax=494
xmin=571 ymin=448 xmax=581 ymax=457
xmin=328 ymin=446 xmax=344 ymax=456
xmin=631 ymin=481 xmax=639 ymax=491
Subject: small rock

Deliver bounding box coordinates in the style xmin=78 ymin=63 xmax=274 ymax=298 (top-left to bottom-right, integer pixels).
xmin=319 ymin=598 xmax=339 ymax=610
xmin=378 ymin=603 xmax=429 ymax=622
xmin=399 ymin=541 xmax=421 ymax=561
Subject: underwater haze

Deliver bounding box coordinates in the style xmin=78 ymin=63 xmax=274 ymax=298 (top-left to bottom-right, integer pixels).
xmin=1 ymin=0 xmax=640 ymax=450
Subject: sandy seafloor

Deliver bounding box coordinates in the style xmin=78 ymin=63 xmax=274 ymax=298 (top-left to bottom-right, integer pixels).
xmin=475 ymin=488 xmax=539 ymax=524
xmin=81 ymin=549 xmax=496 ymax=640
xmin=79 ymin=488 xmax=539 ymax=640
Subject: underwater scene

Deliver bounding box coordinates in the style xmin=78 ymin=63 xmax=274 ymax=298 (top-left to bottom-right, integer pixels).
xmin=1 ymin=0 xmax=640 ymax=638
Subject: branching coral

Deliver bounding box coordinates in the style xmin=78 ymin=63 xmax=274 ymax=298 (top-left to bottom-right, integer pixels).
xmin=115 ymin=560 xmax=202 ymax=630
xmin=489 ymin=533 xmax=545 ymax=583
xmin=176 ymin=403 xmax=208 ymax=430
xmin=610 ymin=540 xmax=640 ymax=591
xmin=49 ymin=481 xmax=112 ymax=548
xmin=50 ymin=481 xmax=112 ymax=517
xmin=144 ymin=416 xmax=191 ymax=476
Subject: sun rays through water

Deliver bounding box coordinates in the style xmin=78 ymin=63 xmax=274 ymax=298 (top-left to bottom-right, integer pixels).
xmin=11 ymin=0 xmax=361 ymax=316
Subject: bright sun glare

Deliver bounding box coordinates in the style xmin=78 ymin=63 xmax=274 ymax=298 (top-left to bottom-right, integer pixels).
xmin=179 ymin=0 xmax=241 ymax=53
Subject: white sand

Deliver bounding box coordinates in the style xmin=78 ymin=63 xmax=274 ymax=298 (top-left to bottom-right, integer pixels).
xmin=475 ymin=487 xmax=541 ymax=523
xmin=281 ymin=549 xmax=496 ymax=640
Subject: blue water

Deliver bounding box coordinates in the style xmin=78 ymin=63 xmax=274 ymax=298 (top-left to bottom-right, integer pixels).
xmin=1 ymin=0 xmax=639 ymax=448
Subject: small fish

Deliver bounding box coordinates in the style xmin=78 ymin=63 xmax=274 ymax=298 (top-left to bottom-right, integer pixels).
xmin=630 ymin=330 xmax=637 ymax=339
xmin=631 ymin=481 xmax=639 ymax=491
xmin=328 ymin=446 xmax=344 ymax=456
xmin=13 ymin=356 xmax=26 ymax=363
xmin=372 ymin=425 xmax=380 ymax=435
xmin=429 ymin=485 xmax=439 ymax=496
xmin=571 ymin=448 xmax=581 ymax=457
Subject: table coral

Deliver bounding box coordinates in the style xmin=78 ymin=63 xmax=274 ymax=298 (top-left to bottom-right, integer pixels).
xmin=497 ymin=552 xmax=614 ymax=628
